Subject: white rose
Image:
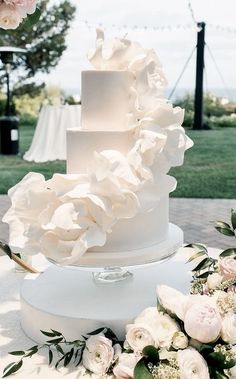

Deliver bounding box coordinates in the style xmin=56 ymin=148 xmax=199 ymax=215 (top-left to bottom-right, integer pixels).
xmin=0 ymin=3 xmax=23 ymax=29
xmin=221 ymin=312 xmax=236 ymax=344
xmin=125 ymin=323 xmax=155 ymax=352
xmin=157 ymin=285 xmax=187 ymax=320
xmin=82 ymin=334 xmax=114 ymax=375
xmin=113 ymin=352 xmax=141 ymax=379
xmin=177 ymin=348 xmax=210 ymax=379
xmin=172 ymin=331 xmax=188 ymax=350
xmin=184 ymin=302 xmax=221 ymax=343
xmin=207 ymin=273 xmax=223 ymax=290
xmin=134 ymin=307 xmax=180 ymax=348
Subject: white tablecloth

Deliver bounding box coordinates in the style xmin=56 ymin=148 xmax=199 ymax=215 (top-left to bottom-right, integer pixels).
xmin=0 ymin=249 xmax=219 ymax=378
xmin=23 ymin=105 xmax=81 ymax=162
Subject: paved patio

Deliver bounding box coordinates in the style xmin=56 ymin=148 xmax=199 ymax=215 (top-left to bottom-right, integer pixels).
xmin=0 ymin=195 xmax=235 ymax=254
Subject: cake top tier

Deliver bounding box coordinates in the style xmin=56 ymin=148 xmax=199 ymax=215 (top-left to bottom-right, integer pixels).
xmin=81 ymin=70 xmax=136 ymax=131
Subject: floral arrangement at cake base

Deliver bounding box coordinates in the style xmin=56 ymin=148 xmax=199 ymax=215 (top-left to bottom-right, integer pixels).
xmin=2 ymin=211 xmax=236 ymax=379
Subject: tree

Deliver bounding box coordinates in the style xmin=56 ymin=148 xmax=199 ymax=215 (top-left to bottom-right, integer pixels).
xmin=0 ymin=0 xmax=76 ymax=96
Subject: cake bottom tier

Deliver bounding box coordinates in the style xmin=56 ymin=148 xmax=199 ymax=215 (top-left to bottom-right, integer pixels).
xmin=20 ymin=226 xmax=185 ymax=344
xmin=69 ymin=223 xmax=183 ymax=267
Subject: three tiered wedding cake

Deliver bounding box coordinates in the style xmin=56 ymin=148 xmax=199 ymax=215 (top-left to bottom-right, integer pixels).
xmin=3 ymin=30 xmax=193 ymax=267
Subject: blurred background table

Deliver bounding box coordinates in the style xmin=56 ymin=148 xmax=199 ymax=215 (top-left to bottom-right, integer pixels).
xmin=23 ymin=104 xmax=81 ymax=162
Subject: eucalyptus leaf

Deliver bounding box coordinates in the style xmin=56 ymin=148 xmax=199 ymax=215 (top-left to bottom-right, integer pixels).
xmin=220 ymin=248 xmax=236 ymax=257
xmin=46 ymin=337 xmax=63 ymax=344
xmin=215 ymin=227 xmax=235 ymax=237
xmin=41 ymin=330 xmax=57 ymax=338
xmin=8 ymin=351 xmax=25 ymax=356
xmin=196 ymin=271 xmax=215 ymax=279
xmin=56 ymin=345 xmax=64 ymax=355
xmin=0 ymin=241 xmax=12 ymax=259
xmin=2 ymin=360 xmax=23 ymax=378
xmin=187 ymin=250 xmax=207 ymax=263
xmin=50 ymin=329 xmax=62 ymax=336
xmin=185 ymin=243 xmax=208 ymax=253
xmin=48 ymin=349 xmax=53 ymax=365
xmin=231 ymin=209 xmax=236 ymax=230
xmin=87 ymin=327 xmax=105 ymax=336
xmin=142 ymin=345 xmax=159 ymax=365
xmin=192 ymin=257 xmax=212 ymax=272
xmin=134 ymin=358 xmax=152 ymax=379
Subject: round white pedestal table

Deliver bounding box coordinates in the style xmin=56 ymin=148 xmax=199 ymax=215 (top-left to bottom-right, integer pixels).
xmin=0 ymin=249 xmax=219 ymax=378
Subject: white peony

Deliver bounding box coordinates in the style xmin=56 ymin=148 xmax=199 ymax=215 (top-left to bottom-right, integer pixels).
xmin=207 ymin=272 xmax=223 ymax=290
xmin=221 ymin=312 xmax=236 ymax=344
xmin=82 ymin=334 xmax=115 ymax=375
xmin=172 ymin=331 xmax=188 ymax=350
xmin=113 ymin=352 xmax=141 ymax=379
xmin=125 ymin=323 xmax=155 ymax=352
xmin=184 ymin=301 xmax=222 ymax=343
xmin=177 ymin=347 xmax=210 ymax=379
xmin=157 ymin=285 xmax=187 ymax=320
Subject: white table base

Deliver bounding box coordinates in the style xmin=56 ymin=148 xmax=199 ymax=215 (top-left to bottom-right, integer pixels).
xmin=20 ymin=254 xmax=191 ymax=344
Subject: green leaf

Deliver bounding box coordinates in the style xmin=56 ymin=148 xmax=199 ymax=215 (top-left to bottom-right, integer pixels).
xmin=0 ymin=241 xmax=12 ymax=259
xmin=41 ymin=330 xmax=57 ymax=338
xmin=142 ymin=345 xmax=159 ymax=365
xmin=23 ymin=8 xmax=41 ymax=30
xmin=214 ymin=221 xmax=232 ymax=229
xmin=48 ymin=349 xmax=53 ymax=365
xmin=192 ymin=257 xmax=212 ymax=272
xmin=134 ymin=358 xmax=152 ymax=379
xmin=215 ymin=227 xmax=235 ymax=237
xmin=50 ymin=329 xmax=62 ymax=336
xmin=87 ymin=327 xmax=106 ymax=336
xmin=220 ymin=248 xmax=236 ymax=257
xmin=8 ymin=351 xmax=25 ymax=356
xmin=3 ymin=363 xmax=16 ymax=374
xmin=56 ymin=345 xmax=64 ymax=355
xmin=208 ymin=352 xmax=235 ymax=370
xmin=2 ymin=360 xmax=23 ymax=378
xmin=64 ymin=348 xmax=74 ymax=367
xmin=231 ymin=209 xmax=236 ymax=230
xmin=46 ymin=337 xmax=63 ymax=344
xmin=187 ymin=250 xmax=207 ymax=263
xmin=196 ymin=271 xmax=215 ymax=279
xmin=185 ymin=243 xmax=208 ymax=253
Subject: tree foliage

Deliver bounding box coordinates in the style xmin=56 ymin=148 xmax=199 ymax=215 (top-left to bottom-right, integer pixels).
xmin=0 ymin=0 xmax=76 ymax=95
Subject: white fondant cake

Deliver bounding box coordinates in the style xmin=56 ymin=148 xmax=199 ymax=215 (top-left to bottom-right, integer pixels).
xmin=3 ymin=30 xmax=193 ymax=267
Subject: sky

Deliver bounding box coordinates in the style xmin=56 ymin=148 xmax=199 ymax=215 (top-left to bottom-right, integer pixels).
xmin=43 ymin=0 xmax=236 ymax=98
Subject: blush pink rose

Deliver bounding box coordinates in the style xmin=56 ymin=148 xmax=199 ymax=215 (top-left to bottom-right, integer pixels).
xmin=219 ymin=257 xmax=236 ymax=280
xmin=0 ymin=3 xmax=23 ymax=29
xmin=3 ymin=0 xmax=37 ymax=15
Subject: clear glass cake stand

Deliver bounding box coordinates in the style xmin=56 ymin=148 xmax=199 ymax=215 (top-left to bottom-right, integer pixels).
xmin=48 ymin=223 xmax=183 ymax=284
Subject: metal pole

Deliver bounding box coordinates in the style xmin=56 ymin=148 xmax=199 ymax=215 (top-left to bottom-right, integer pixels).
xmin=193 ymin=22 xmax=205 ymax=130
xmin=6 ymin=71 xmax=10 ymax=117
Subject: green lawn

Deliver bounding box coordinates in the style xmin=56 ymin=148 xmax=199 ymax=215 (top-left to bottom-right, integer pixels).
xmin=0 ymin=123 xmax=235 ymax=198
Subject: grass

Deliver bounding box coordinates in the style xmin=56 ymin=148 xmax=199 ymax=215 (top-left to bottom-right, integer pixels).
xmin=0 ymin=122 xmax=236 ymax=198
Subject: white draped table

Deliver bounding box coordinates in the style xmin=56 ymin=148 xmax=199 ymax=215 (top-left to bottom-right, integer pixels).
xmin=0 ymin=249 xmax=219 ymax=378
xmin=23 ymin=105 xmax=81 ymax=162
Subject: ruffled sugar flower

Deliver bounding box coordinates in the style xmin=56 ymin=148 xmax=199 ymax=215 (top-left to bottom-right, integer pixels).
xmin=177 ymin=348 xmax=210 ymax=379
xmin=82 ymin=334 xmax=115 ymax=375
xmin=219 ymin=257 xmax=236 ymax=280
xmin=87 ymin=29 xmax=167 ymax=116
xmin=113 ymin=352 xmax=141 ymax=379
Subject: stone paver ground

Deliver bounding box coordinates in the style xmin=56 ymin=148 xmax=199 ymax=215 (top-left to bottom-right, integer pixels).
xmin=0 ymin=195 xmax=235 ymax=255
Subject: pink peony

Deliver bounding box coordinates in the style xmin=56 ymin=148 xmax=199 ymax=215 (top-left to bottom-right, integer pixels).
xmin=0 ymin=3 xmax=23 ymax=29
xmin=3 ymin=0 xmax=36 ymax=14
xmin=219 ymin=257 xmax=236 ymax=280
